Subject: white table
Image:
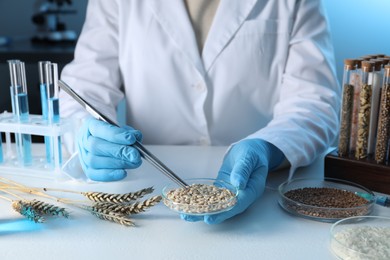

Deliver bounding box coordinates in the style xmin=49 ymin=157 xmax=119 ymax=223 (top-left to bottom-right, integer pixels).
xmin=0 ymin=145 xmax=389 ymax=260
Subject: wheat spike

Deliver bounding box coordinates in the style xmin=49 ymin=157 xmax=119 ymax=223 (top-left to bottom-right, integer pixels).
xmin=94 ymin=195 xmax=162 ymax=215
xmin=25 ymin=200 xmax=70 ymax=218
xmin=84 ymin=205 xmax=135 ymax=227
xmin=127 ymin=195 xmax=162 ymax=214
xmin=12 ymin=200 xmax=45 ymax=223
xmin=82 ymin=187 xmax=154 ymax=203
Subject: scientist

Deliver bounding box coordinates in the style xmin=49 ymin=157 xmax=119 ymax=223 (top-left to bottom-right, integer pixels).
xmin=60 ymin=0 xmax=340 ymax=224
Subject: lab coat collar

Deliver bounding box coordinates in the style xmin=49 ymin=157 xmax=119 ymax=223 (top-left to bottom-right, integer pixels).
xmin=147 ymin=0 xmax=205 ymax=77
xmin=202 ymin=0 xmax=258 ymax=72
xmin=148 ymin=0 xmax=257 ymax=76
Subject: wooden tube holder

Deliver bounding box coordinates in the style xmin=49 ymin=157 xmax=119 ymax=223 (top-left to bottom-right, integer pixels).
xmin=324 ymin=151 xmax=390 ymax=195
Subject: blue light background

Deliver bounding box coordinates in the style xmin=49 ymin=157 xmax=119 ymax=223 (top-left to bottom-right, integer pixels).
xmin=323 ymin=0 xmax=390 ymax=83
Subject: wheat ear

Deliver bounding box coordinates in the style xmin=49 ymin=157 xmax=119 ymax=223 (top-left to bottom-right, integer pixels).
xmin=25 ymin=200 xmax=70 ymax=218
xmin=126 ymin=195 xmax=162 ymax=214
xmin=82 ymin=187 xmax=154 ymax=203
xmin=12 ymin=200 xmax=45 ymax=223
xmin=80 ymin=205 xmax=135 ymax=227
xmin=93 ymin=195 xmax=162 ymax=215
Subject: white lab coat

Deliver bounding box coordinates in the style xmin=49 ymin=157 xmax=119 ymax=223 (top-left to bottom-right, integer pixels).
xmin=60 ymin=0 xmax=340 ymax=174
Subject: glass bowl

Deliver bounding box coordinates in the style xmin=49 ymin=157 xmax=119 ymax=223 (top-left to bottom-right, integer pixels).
xmin=330 ymin=216 xmax=390 ymax=260
xmin=278 ymin=178 xmax=375 ymax=222
xmin=162 ymin=178 xmax=238 ymax=216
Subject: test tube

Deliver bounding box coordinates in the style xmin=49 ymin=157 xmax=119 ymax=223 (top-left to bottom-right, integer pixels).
xmin=349 ymin=59 xmax=363 ymax=153
xmin=367 ymin=59 xmax=383 ymax=155
xmin=8 ymin=60 xmax=33 ymax=166
xmin=44 ymin=62 xmax=62 ymax=167
xmin=375 ymin=65 xmax=390 ymax=163
xmin=8 ymin=59 xmax=19 ymax=120
xmin=338 ymin=59 xmax=355 ymax=157
xmin=39 ymin=61 xmax=52 ymax=163
xmin=355 ymin=61 xmax=373 ymax=159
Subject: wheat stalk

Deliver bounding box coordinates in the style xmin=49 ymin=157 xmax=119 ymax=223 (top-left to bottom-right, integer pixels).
xmin=1 ymin=177 xmax=160 ymax=227
xmin=94 ymin=195 xmax=162 ymax=215
xmin=0 ymin=176 xmax=26 ymax=188
xmin=82 ymin=187 xmax=154 ymax=203
xmin=1 ymin=183 xmax=59 ymax=201
xmin=0 ymin=186 xmax=69 ymax=222
xmin=1 ymin=188 xmax=46 ymax=223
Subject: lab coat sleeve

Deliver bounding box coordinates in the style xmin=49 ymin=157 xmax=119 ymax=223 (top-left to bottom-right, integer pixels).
xmin=59 ymin=0 xmax=123 ymax=122
xmin=246 ymin=0 xmax=340 ymax=176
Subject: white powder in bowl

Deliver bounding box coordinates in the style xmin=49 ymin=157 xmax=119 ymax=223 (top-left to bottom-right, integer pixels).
xmin=331 ymin=226 xmax=390 ymax=260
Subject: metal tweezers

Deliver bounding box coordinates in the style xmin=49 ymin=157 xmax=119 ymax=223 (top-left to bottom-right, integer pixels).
xmin=58 ymin=80 xmax=188 ymax=188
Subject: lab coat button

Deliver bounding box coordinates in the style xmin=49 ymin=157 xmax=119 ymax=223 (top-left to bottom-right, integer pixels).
xmin=194 ymin=83 xmax=206 ymax=92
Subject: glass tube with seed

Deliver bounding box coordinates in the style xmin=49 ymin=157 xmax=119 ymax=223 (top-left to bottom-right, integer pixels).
xmin=349 ymin=59 xmax=363 ymax=153
xmin=39 ymin=61 xmax=53 ymax=163
xmin=44 ymin=62 xmax=62 ymax=167
xmin=355 ymin=61 xmax=373 ymax=159
xmin=367 ymin=59 xmax=384 ymax=155
xmin=375 ymin=65 xmax=390 ymax=163
xmin=8 ymin=60 xmax=32 ymax=166
xmin=338 ymin=59 xmax=356 ymax=157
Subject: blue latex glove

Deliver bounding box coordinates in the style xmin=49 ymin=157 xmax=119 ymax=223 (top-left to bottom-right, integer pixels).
xmin=181 ymin=138 xmax=285 ymax=224
xmin=77 ymin=117 xmax=143 ymax=182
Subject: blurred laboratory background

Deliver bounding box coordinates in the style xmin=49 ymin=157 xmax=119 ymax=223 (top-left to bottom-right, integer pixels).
xmin=0 ymin=0 xmax=87 ymax=142
xmin=0 ymin=0 xmax=389 ymax=127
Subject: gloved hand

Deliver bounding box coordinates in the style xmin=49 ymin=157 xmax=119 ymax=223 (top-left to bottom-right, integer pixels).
xmin=77 ymin=117 xmax=143 ymax=182
xmin=181 ymin=138 xmax=285 ymax=224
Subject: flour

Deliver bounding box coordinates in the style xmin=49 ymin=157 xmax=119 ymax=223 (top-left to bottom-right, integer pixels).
xmin=331 ymin=226 xmax=390 ymax=260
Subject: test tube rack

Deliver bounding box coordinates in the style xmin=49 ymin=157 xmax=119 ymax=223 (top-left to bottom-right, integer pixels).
xmin=326 ymin=56 xmax=390 ymax=195
xmin=0 ymin=111 xmax=76 ymax=179
xmin=324 ymin=150 xmax=390 ymax=195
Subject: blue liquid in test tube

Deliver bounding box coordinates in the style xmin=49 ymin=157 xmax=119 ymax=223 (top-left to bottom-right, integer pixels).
xmin=48 ymin=97 xmax=62 ymax=165
xmin=49 ymin=97 xmax=60 ymax=123
xmin=39 ymin=61 xmax=52 ymax=163
xmin=41 ymin=83 xmax=52 ymax=162
xmin=17 ymin=93 xmax=30 ymax=121
xmin=8 ymin=60 xmax=33 ymax=166
xmin=16 ymin=92 xmax=32 ymax=164
xmin=45 ymin=62 xmax=62 ymax=167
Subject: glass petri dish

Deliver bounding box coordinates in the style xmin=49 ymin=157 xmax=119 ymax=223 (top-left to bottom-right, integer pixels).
xmin=330 ymin=216 xmax=390 ymax=260
xmin=278 ymin=178 xmax=375 ymax=222
xmin=162 ymin=178 xmax=238 ymax=216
